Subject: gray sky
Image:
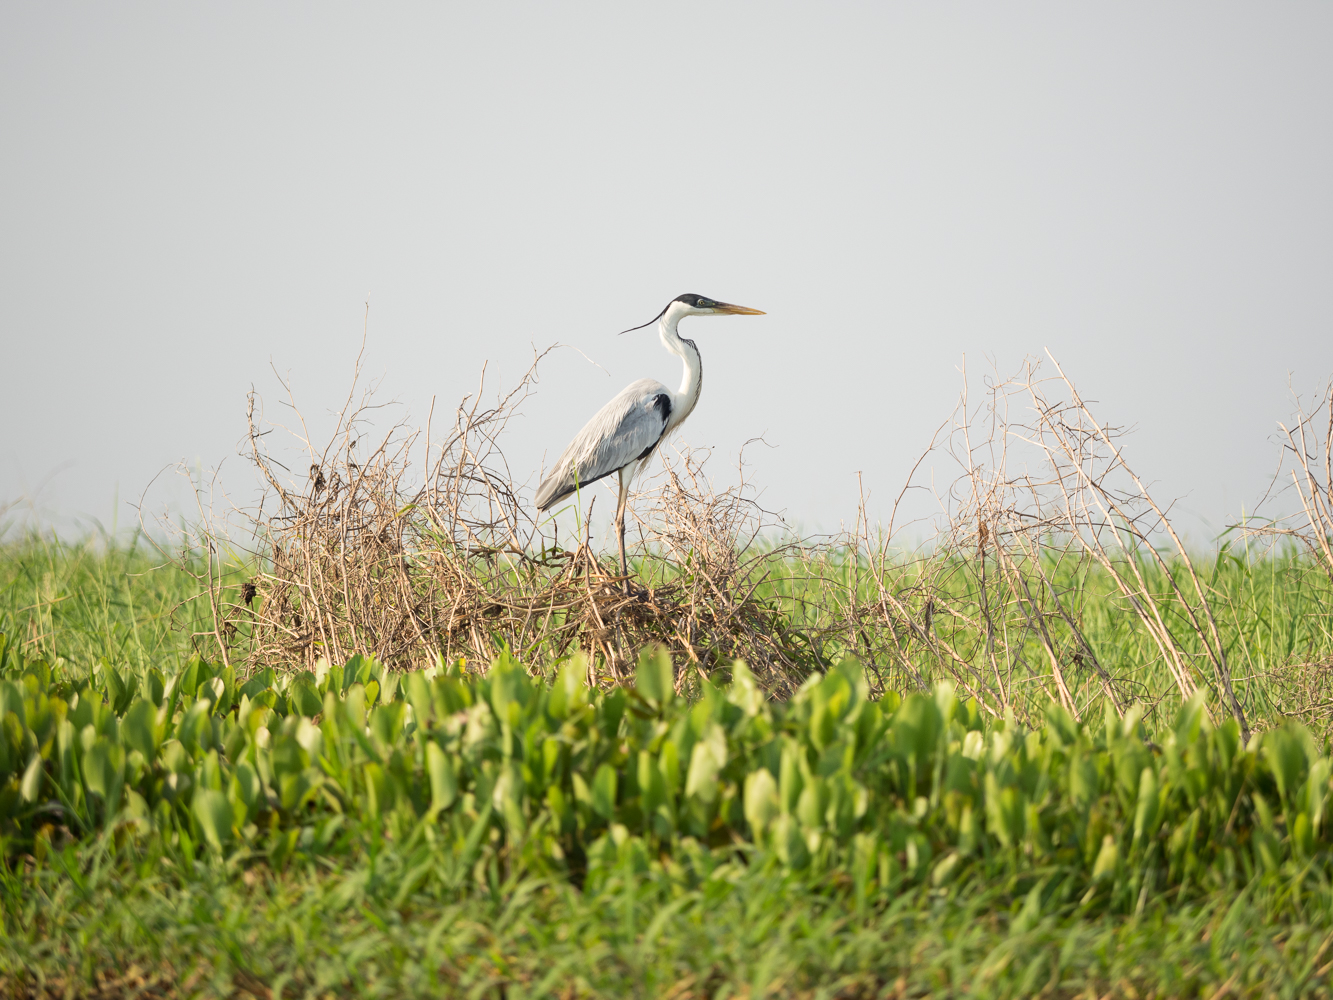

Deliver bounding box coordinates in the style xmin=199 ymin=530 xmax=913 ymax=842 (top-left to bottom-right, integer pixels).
xmin=3 ymin=3 xmax=1330 ymax=545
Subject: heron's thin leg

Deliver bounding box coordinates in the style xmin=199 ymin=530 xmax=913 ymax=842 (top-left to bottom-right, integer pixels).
xmin=616 ymin=468 xmax=632 ymax=595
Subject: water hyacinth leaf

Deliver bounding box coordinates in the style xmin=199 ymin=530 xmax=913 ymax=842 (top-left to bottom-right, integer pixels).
xmin=19 ymin=753 xmax=42 ymax=802
xmin=1092 ymin=834 xmax=1119 ymax=881
xmin=1264 ymin=726 xmax=1308 ymax=809
xmin=342 ymin=655 xmax=367 ymax=692
xmin=178 ymin=700 xmax=213 ymax=757
xmin=1044 ymin=701 xmax=1078 ymax=746
xmin=146 ymin=668 xmax=166 ymax=707
xmin=370 ymin=702 xmax=405 ymax=752
xmin=548 ymin=657 xmax=587 ymax=720
xmin=634 ymin=646 xmax=674 ymax=709
xmin=591 ymin=763 xmax=617 ymax=820
xmin=1306 ymin=758 xmax=1330 ymax=832
xmin=0 ymin=717 xmax=15 ymax=780
xmin=779 ymin=740 xmax=803 ymax=815
xmin=638 ymin=750 xmax=666 ymax=821
xmin=685 ymin=722 xmax=727 ymax=804
xmin=406 ymin=672 xmax=433 ymax=730
xmin=229 ymin=763 xmax=260 ymax=826
xmin=796 ymin=778 xmax=827 ymax=831
xmin=279 ymin=771 xmax=315 ymax=813
xmin=378 ymin=670 xmax=399 ymax=706
xmin=773 ymin=813 xmax=809 ymax=868
xmin=121 ymin=698 xmax=157 ymax=762
xmin=659 ymin=740 xmax=681 ymax=796
xmin=193 ymin=788 xmax=234 ymax=850
xmin=1173 ymin=688 xmax=1208 ymax=744
xmin=82 ymin=741 xmax=125 ymax=813
xmin=932 ymin=680 xmax=957 ymax=733
xmin=295 ymin=717 xmax=323 ymax=758
xmin=291 ymin=677 xmax=323 ymax=718
xmin=100 ymin=661 xmax=135 ymax=715
xmin=931 ymin=850 xmax=962 ymax=887
xmin=726 ymin=661 xmax=764 ymax=718
xmin=426 ymin=741 xmax=458 ymax=813
xmin=896 ymin=693 xmax=941 ymax=762
xmin=344 ymin=685 xmax=366 ymax=730
xmin=985 ymin=774 xmax=1024 ymax=849
xmin=743 ymin=767 xmax=779 ymax=838
xmin=5 ymin=648 xmax=1333 ymax=900
xmin=1292 ymin=810 xmax=1314 ymax=858
xmin=1133 ymin=766 xmax=1160 ymax=845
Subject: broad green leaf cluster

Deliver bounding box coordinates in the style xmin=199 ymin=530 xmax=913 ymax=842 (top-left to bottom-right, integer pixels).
xmin=2 ymin=634 xmax=1332 ymax=910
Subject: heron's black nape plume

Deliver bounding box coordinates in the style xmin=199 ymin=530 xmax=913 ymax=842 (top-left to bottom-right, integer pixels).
xmin=617 ymin=293 xmax=718 ymax=335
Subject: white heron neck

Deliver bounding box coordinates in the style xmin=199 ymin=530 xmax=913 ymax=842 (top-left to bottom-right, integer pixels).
xmin=659 ymin=311 xmax=702 ymax=430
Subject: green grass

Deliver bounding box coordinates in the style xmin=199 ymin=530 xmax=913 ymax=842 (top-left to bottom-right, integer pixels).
xmin=754 ymin=539 xmax=1333 ymax=735
xmin=0 ymin=533 xmax=222 ymax=678
xmin=7 ymin=832 xmax=1333 ymax=998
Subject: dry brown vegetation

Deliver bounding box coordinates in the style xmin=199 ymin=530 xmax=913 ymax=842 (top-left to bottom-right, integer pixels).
xmin=153 ymin=341 xmax=1333 ymax=733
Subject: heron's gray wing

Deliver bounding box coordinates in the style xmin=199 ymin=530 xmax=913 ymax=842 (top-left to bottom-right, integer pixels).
xmin=535 ymin=378 xmax=673 ymax=510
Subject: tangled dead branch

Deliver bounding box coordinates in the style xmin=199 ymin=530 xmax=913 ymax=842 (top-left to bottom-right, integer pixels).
xmin=169 ymin=341 xmax=1270 ymax=729
xmin=194 ymin=344 xmax=811 ymax=696
xmin=795 ymin=353 xmax=1248 ymax=735
xmin=1247 ymin=376 xmax=1333 ymax=586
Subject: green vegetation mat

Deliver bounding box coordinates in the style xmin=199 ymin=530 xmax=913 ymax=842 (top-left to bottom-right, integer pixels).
xmin=3 ymin=538 xmax=1333 ymax=997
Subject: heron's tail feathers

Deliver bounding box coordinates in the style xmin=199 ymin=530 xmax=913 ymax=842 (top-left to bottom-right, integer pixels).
xmin=534 ymin=460 xmax=619 ymax=511
xmin=534 ymin=469 xmax=574 ymax=511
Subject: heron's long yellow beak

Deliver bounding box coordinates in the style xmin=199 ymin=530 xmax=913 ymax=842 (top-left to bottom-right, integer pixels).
xmin=715 ymin=302 xmax=765 ymax=315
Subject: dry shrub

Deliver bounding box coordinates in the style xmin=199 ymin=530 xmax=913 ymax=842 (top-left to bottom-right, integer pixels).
xmin=1265 ymin=656 xmax=1333 ymax=733
xmin=1247 ymin=375 xmax=1333 ymax=585
xmin=203 ymin=343 xmax=808 ymax=694
xmin=1232 ymin=375 xmax=1333 ymax=727
xmin=179 ymin=342 xmax=1269 ymax=728
xmin=787 ymin=353 xmax=1248 ymax=733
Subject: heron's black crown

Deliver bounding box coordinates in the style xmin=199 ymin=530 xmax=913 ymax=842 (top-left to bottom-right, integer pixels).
xmin=673 ymin=294 xmax=720 ymax=309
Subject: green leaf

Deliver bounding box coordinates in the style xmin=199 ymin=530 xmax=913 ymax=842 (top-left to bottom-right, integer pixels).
xmin=637 ymin=750 xmax=667 ymax=825
xmin=19 ymin=753 xmax=42 ymax=802
xmin=726 ymin=660 xmax=765 ymax=718
xmin=192 ymin=788 xmax=234 ymax=850
xmin=773 ymin=813 xmax=809 ymax=869
xmin=779 ymin=739 xmax=804 ymax=816
xmin=1263 ymin=726 xmax=1308 ymax=809
xmin=1132 ymin=766 xmax=1160 ymax=846
xmin=591 ymin=763 xmax=618 ymax=820
xmin=291 ymin=677 xmax=324 ymax=718
xmin=82 ymin=740 xmax=125 ymax=814
xmin=1091 ymin=833 xmax=1119 ymax=881
xmin=1292 ymin=810 xmax=1313 ymax=858
xmin=1305 ymin=758 xmax=1330 ymax=832
xmin=363 ymin=761 xmax=389 ymax=817
xmin=121 ymin=698 xmax=157 ymax=762
xmin=426 ymin=741 xmax=458 ymax=813
xmin=796 ymin=777 xmax=827 ymax=831
xmin=230 ymin=762 xmax=261 ymax=825
xmin=1069 ymin=754 xmax=1099 ymax=810
xmin=634 ymin=646 xmax=674 ymax=709
xmin=1044 ymin=701 xmax=1078 ymax=746
xmin=685 ymin=721 xmax=727 ymax=804
xmin=178 ymin=700 xmax=214 ymax=757
xmin=406 ymin=672 xmax=433 ymax=730
xmin=743 ymin=768 xmax=779 ymax=838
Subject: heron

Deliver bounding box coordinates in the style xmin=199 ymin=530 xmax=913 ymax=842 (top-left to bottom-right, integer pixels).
xmin=534 ymin=293 xmax=765 ymax=595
